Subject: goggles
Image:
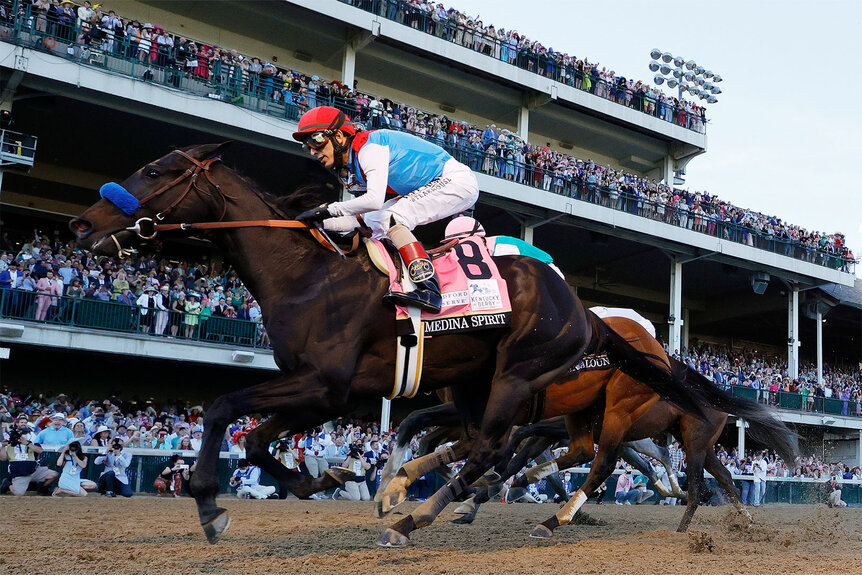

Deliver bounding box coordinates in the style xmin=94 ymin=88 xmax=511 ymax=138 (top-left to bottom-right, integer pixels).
xmin=304 ymin=131 xmax=329 ymax=150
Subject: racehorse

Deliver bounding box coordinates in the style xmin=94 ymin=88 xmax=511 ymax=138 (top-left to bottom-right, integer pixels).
xmin=70 ymin=144 xmax=719 ymax=546
xmin=376 ymin=317 xmax=797 ymax=534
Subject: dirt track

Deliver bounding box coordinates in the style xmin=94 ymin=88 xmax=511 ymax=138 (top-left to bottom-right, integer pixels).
xmin=2 ymin=497 xmax=859 ymax=575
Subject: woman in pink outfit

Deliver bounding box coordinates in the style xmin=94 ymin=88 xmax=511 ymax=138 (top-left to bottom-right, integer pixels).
xmin=35 ymin=270 xmax=63 ymax=320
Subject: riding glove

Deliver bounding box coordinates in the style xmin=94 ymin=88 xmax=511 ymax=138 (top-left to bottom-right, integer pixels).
xmin=296 ymin=203 xmax=331 ymax=223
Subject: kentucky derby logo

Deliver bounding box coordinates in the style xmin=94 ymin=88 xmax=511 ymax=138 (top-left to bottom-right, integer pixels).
xmin=468 ymin=279 xmax=502 ymax=310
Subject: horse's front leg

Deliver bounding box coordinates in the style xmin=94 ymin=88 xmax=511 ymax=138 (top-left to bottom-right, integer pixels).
xmin=190 ymin=370 xmax=347 ymax=543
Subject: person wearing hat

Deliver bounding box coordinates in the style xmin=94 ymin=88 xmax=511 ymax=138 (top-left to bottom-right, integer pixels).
xmin=183 ymin=292 xmax=201 ymax=338
xmin=292 ymin=106 xmax=479 ymax=313
xmin=53 ymin=440 xmax=97 ymax=497
xmin=94 ymin=437 xmax=133 ymax=497
xmin=190 ymin=426 xmax=204 ymax=451
xmin=90 ymin=425 xmax=111 ymax=448
xmin=614 ymin=465 xmax=639 ymax=505
xmin=0 ymin=414 xmax=58 ymax=495
xmin=34 ymin=412 xmax=74 ymax=447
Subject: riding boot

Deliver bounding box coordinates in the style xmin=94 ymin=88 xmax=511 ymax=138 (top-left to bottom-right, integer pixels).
xmin=383 ymin=224 xmax=442 ymax=314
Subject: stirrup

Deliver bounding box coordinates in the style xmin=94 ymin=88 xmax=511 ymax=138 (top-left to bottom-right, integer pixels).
xmin=383 ymin=289 xmax=441 ymax=314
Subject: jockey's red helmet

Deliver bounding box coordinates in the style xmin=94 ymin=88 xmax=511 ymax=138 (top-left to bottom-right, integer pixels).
xmin=292 ymin=106 xmax=357 ymax=143
xmin=443 ymin=216 xmax=486 ymax=242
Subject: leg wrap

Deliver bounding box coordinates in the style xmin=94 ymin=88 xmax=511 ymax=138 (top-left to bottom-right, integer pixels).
xmin=401 ymin=445 xmax=457 ymax=482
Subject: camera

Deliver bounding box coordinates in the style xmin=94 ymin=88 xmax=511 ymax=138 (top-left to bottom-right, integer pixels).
xmin=7 ymin=426 xmax=26 ymax=447
xmin=111 ymin=439 xmax=123 ymax=451
xmin=349 ymin=445 xmax=363 ymax=459
xmin=68 ymin=441 xmax=81 ymax=452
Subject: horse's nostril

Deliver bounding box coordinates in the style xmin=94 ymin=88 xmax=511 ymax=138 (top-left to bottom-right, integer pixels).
xmin=69 ymin=218 xmax=92 ymax=236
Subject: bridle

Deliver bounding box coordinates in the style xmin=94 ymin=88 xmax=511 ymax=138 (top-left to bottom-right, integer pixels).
xmin=116 ymin=149 xmax=358 ymax=257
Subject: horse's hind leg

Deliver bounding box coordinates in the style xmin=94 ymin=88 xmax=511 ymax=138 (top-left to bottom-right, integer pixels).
xmin=677 ymin=448 xmax=705 ymax=532
xmin=704 ymin=443 xmax=752 ymax=525
xmin=246 ymin=414 xmax=353 ymax=500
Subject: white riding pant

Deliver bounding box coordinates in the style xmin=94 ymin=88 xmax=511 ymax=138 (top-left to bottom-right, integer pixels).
xmin=237 ymin=484 xmax=276 ymax=499
xmin=324 ymin=159 xmax=479 ymax=239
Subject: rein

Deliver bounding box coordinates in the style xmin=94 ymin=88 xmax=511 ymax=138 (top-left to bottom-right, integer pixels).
xmin=119 ymin=149 xmax=359 ymax=256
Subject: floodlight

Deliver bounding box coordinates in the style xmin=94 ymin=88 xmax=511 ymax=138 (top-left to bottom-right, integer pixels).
xmin=654 ymin=74 xmax=665 ymax=85
xmin=684 ymin=71 xmax=695 ymax=81
xmin=649 ymin=61 xmax=660 ymax=72
xmin=707 ymin=95 xmax=718 ymax=104
xmin=672 ymin=67 xmax=684 ymax=78
xmin=661 ymin=52 xmax=673 ymax=63
xmin=713 ymin=75 xmax=723 ymax=82
xmin=685 ymin=60 xmax=696 ymax=71
xmin=667 ymin=78 xmax=679 ymax=88
xmin=703 ymin=70 xmax=714 ymax=79
xmin=650 ymin=48 xmax=662 ymax=60
xmin=695 ymin=65 xmax=705 ymax=75
xmin=660 ymin=64 xmax=672 ymax=75
xmin=673 ymin=56 xmax=685 ymax=67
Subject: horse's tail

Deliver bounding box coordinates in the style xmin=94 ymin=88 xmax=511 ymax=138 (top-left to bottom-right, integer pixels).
xmin=594 ymin=314 xmax=710 ymax=421
xmin=673 ymin=357 xmax=799 ymax=463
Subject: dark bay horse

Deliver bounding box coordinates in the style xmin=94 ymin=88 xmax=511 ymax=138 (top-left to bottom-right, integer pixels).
xmin=70 ymin=144 xmax=718 ymax=546
xmin=377 ymin=317 xmax=797 ymax=533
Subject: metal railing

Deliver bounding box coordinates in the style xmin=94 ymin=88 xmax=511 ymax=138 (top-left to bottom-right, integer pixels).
xmin=0 ymin=2 xmax=852 ymax=273
xmin=728 ymin=384 xmax=862 ymax=418
xmin=337 ymin=0 xmax=706 ymax=133
xmin=0 ymin=288 xmax=270 ymax=349
xmin=0 ymin=128 xmax=36 ymax=168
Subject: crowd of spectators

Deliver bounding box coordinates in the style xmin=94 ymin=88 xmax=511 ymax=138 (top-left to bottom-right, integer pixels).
xmin=0 ymin=230 xmax=270 ymax=346
xmin=677 ymin=344 xmax=862 ymax=417
xmin=0 ymin=1 xmax=854 ymax=269
xmin=0 ymin=386 xmax=414 ymax=499
xmin=341 ymin=0 xmax=706 ymax=131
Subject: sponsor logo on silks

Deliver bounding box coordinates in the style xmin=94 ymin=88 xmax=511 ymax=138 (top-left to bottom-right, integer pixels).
xmin=423 ymin=312 xmax=511 ymax=335
xmin=408 ymin=258 xmax=435 ymax=282
xmin=441 ymin=289 xmax=470 ymax=308
xmin=468 ymin=279 xmax=502 ymax=310
xmin=567 ymin=353 xmax=612 ymax=374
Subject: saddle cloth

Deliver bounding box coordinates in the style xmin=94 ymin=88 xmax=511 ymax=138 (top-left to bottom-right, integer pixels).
xmin=365 ymin=236 xmax=512 ymax=399
xmin=565 ymin=307 xmax=656 ymax=376
xmin=367 ymin=235 xmax=513 ymax=335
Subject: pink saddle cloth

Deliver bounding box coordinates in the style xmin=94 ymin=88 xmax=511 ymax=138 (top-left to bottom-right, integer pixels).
xmin=371 ymin=236 xmax=512 ymax=335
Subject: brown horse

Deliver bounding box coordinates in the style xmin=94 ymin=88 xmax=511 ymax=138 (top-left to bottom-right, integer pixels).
xmin=69 ymin=145 xmax=718 ymax=546
xmin=377 ymin=317 xmax=796 ymax=533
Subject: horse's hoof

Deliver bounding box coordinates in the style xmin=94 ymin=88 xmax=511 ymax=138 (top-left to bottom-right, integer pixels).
xmin=451 ymin=514 xmax=475 ymax=525
xmin=472 ymin=470 xmax=502 ymax=487
xmin=380 ymin=489 xmax=407 ymax=515
xmin=202 ymin=509 xmax=231 ymax=544
xmin=374 ymin=501 xmax=386 ymax=519
xmin=453 ymin=501 xmax=474 ymax=515
xmin=376 ymin=528 xmax=409 ymax=547
xmin=325 ymin=466 xmax=355 ymax=485
xmin=529 ymin=523 xmax=554 ymax=539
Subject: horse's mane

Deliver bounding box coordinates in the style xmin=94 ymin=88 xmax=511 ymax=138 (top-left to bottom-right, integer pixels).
xmin=226 ymin=166 xmax=340 ymax=217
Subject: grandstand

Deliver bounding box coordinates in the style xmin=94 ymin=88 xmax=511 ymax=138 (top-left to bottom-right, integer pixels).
xmin=0 ymin=0 xmax=860 ymax=469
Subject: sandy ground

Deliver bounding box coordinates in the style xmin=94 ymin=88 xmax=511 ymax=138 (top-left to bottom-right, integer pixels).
xmin=2 ymin=497 xmax=859 ymax=575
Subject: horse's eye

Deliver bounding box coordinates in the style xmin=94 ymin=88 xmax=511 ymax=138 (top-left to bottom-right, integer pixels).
xmin=146 ymin=169 xmax=160 ymax=178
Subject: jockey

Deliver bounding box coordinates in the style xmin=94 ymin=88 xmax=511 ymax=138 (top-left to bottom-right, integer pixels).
xmin=292 ymin=106 xmax=479 ymax=314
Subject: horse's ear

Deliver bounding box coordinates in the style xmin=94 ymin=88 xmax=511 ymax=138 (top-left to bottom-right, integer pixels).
xmin=188 ymin=141 xmax=232 ymax=161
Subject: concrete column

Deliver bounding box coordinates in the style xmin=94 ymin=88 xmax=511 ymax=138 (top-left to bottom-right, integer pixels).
xmin=681 ymin=308 xmax=690 ymax=353
xmin=341 ymin=43 xmax=356 ymax=89
xmin=520 ymin=223 xmax=534 ymax=245
xmin=517 ymin=105 xmax=530 ymax=142
xmin=380 ymin=398 xmax=391 ymax=433
xmin=668 ymin=257 xmax=683 ymax=355
xmin=816 ymin=309 xmax=823 ymax=388
xmin=787 ymin=286 xmax=799 ymax=379
xmin=737 ymin=419 xmax=746 ymax=458
xmin=662 ymin=154 xmax=674 ymax=185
